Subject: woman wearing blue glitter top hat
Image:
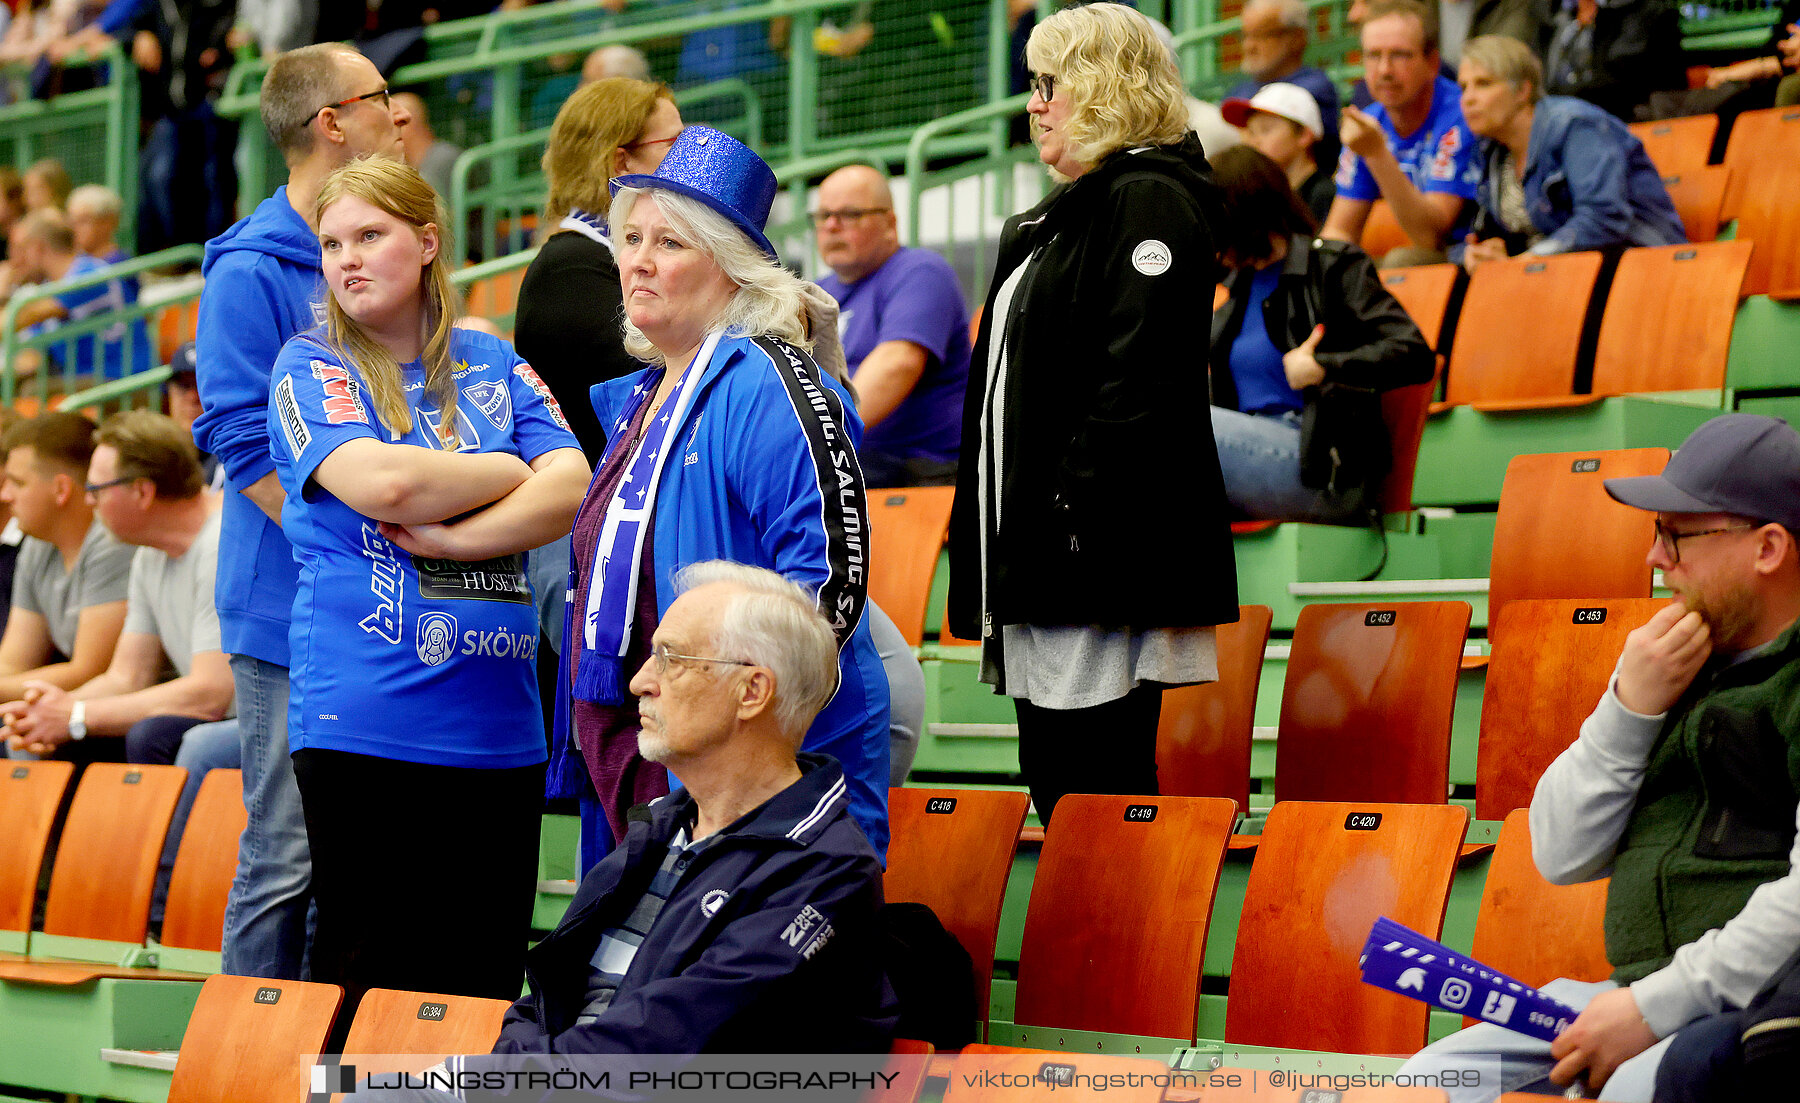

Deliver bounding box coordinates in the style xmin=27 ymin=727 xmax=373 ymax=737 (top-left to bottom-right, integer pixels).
xmin=547 ymin=126 xmax=891 ymax=868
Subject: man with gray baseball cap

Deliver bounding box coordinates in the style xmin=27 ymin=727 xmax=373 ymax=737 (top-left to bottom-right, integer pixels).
xmin=1401 ymin=412 xmax=1800 ymax=1101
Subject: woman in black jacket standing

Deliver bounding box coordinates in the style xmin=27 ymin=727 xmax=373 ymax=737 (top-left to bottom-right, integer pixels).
xmin=946 ymin=2 xmax=1237 ymax=826
xmin=1208 ymin=145 xmax=1435 ymax=524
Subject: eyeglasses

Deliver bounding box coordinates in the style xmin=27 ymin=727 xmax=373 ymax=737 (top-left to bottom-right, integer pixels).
xmin=808 ymin=207 xmax=890 ymax=226
xmin=313 ymin=87 xmax=391 ymax=122
xmin=1032 ymin=73 xmax=1056 ymax=103
xmin=1653 ymin=520 xmax=1757 ymax=565
xmin=624 ymin=133 xmax=681 ymax=152
xmin=85 ymin=475 xmax=135 ymax=496
xmin=650 ymin=643 xmax=757 ymax=677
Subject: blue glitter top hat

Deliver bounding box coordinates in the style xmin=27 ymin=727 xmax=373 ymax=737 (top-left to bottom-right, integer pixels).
xmin=611 ymin=126 xmax=778 ymax=258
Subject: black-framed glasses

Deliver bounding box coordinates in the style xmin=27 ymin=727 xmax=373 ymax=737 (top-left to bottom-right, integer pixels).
xmin=85 ymin=476 xmax=135 ymax=496
xmin=313 ymin=87 xmax=391 ymax=122
xmin=1653 ymin=520 xmax=1757 ymax=565
xmin=1032 ymin=73 xmax=1056 ymax=103
xmin=651 ymin=643 xmax=757 ymax=677
xmin=808 ymin=207 xmax=890 ymax=226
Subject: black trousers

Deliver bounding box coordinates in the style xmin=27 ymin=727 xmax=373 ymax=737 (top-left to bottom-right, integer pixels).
xmin=291 ymin=748 xmax=544 ymax=1040
xmin=1013 ymin=682 xmax=1163 ymax=827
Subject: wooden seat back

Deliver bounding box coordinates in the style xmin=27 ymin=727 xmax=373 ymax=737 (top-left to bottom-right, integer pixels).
xmin=43 ymin=763 xmax=186 ymax=943
xmin=1720 ymin=105 xmax=1800 ymax=220
xmin=166 ymin=974 xmax=344 ymax=1103
xmin=1225 ymin=800 xmax=1468 ymax=1055
xmin=1659 ymin=167 xmax=1728 ymax=243
xmin=1488 ymin=449 xmax=1666 ymax=627
xmin=1156 ymin=605 xmax=1273 ymax=809
xmin=339 ymin=988 xmax=512 ymax=1085
xmin=884 ymin=787 xmax=1031 ymax=1019
xmin=1275 ymin=601 xmax=1471 ymax=805
xmin=1628 ymin=115 xmax=1718 ymax=177
xmin=1478 ymin=598 xmax=1668 ymax=820
xmin=1360 ymin=199 xmax=1409 ymax=261
xmin=0 ymin=760 xmax=75 ymax=934
xmin=1379 ymin=263 xmax=1460 ymax=352
xmin=1736 ymin=159 xmax=1800 ymax=299
xmin=1443 ymin=253 xmax=1604 ymax=407
xmin=1592 ymin=241 xmax=1751 ymax=396
xmin=161 ymin=769 xmax=249 ymax=952
xmin=1470 ymin=809 xmax=1610 ymax=1008
xmin=866 ymin=485 xmax=956 ymax=646
xmin=1015 ymin=795 xmax=1238 ymax=1041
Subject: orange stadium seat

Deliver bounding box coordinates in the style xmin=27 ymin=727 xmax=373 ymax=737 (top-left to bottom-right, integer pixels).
xmin=159 ymin=770 xmax=249 ymax=954
xmin=1591 ymin=240 xmax=1751 ymax=396
xmin=1441 ymin=252 xmax=1605 ymax=409
xmin=1156 ymin=604 xmax=1273 ymax=809
xmin=884 ymin=787 xmax=1030 ymax=1026
xmin=1013 ymin=794 xmax=1237 ymax=1043
xmin=1360 ymin=199 xmax=1410 ymax=261
xmin=866 ymin=485 xmax=956 ymax=647
xmin=0 ymin=761 xmax=74 ymax=945
xmin=1379 ymin=263 xmax=1460 ymax=352
xmin=1628 ymin=115 xmax=1718 ymax=177
xmin=166 ymin=974 xmax=344 ymax=1103
xmin=1476 ymin=598 xmax=1667 ymax=820
xmin=1469 ymin=808 xmax=1610 ymax=1013
xmin=1223 ymin=800 xmax=1468 ymax=1055
xmin=1720 ymin=104 xmax=1800 ymax=220
xmin=338 ymin=987 xmax=513 ymax=1096
xmin=1736 ymin=159 xmax=1800 ymax=299
xmin=1659 ymin=167 xmax=1728 ymax=243
xmin=1272 ymin=601 xmax=1471 ymax=806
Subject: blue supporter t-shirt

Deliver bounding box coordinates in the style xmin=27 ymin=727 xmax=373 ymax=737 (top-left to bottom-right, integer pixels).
xmin=48 ymin=254 xmax=151 ymax=380
xmin=1334 ymin=75 xmax=1481 ymax=218
xmin=1227 ymin=264 xmax=1304 ymax=416
xmin=269 ymin=327 xmax=579 ymax=768
xmin=817 ymin=247 xmax=970 ymax=466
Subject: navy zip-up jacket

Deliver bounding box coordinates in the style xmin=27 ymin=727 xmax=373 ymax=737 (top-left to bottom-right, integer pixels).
xmin=472 ymin=753 xmax=896 ymax=1062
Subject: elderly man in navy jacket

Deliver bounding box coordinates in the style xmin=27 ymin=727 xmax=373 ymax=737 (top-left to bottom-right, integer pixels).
xmin=346 ymin=561 xmax=896 ymax=1098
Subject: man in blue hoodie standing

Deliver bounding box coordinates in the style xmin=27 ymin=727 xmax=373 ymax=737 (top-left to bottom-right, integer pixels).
xmin=192 ymin=42 xmax=411 ymax=980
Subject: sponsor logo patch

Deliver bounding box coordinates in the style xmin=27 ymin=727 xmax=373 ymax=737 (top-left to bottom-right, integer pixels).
xmin=701 ymin=889 xmax=730 ymax=917
xmin=310 ymin=360 xmax=369 ymax=424
xmin=274 ymin=375 xmax=310 ymax=456
xmin=514 ymin=363 xmax=571 ymax=431
xmin=1130 ymin=239 xmax=1172 ymax=276
xmin=358 ymin=524 xmax=404 ymax=644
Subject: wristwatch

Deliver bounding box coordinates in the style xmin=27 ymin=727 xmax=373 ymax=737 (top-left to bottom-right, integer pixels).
xmin=68 ymin=700 xmax=87 ymax=741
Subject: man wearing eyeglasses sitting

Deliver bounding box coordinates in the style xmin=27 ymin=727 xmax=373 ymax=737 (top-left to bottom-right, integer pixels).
xmin=1400 ymin=413 xmax=1800 ymax=1102
xmin=344 ymin=563 xmax=896 ymax=1097
xmin=814 ymin=164 xmax=970 ymax=489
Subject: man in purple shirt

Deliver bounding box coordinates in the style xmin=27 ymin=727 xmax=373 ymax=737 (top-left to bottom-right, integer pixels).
xmin=814 ymin=165 xmax=970 ymax=489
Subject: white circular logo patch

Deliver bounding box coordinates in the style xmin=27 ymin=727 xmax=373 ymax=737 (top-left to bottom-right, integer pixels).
xmin=701 ymin=889 xmax=730 ymax=917
xmin=1131 ymin=239 xmax=1172 ymax=276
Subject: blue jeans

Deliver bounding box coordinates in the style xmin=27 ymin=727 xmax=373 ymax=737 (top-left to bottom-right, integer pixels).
xmin=1209 ymin=406 xmax=1365 ymax=524
xmin=221 ymin=655 xmax=312 ymax=979
xmin=1398 ymin=979 xmax=1674 ymax=1102
xmin=152 ymin=719 xmax=241 ymax=929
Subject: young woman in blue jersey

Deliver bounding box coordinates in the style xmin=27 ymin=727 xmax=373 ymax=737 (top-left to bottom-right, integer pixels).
xmin=267 ymin=157 xmax=587 ymax=1016
xmin=550 ymin=126 xmax=891 ymax=867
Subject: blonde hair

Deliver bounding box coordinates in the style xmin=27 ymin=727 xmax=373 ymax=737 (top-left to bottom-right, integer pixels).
xmin=1025 ymin=3 xmax=1191 ymax=175
xmin=542 ymin=78 xmax=673 ymax=226
xmin=313 ymin=157 xmax=461 ymax=446
xmin=1460 ymin=34 xmax=1544 ymax=103
xmin=608 ymin=187 xmax=811 ymax=366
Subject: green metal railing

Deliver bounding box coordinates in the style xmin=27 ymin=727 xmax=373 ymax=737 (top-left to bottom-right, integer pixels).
xmin=448 ymin=78 xmax=765 ymax=265
xmin=1 ymin=246 xmax=202 ymax=410
xmin=0 ymin=41 xmax=139 ymax=248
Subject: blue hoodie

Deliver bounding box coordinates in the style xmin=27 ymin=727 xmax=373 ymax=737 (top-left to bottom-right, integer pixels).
xmin=192 ymin=187 xmax=322 ymax=666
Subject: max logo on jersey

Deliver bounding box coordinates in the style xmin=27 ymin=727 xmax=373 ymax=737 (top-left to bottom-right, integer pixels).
xmin=310 ymin=360 xmax=369 ymax=425
xmin=463 ymin=381 xmax=512 ymax=430
xmin=416 ymin=611 xmax=457 ymax=666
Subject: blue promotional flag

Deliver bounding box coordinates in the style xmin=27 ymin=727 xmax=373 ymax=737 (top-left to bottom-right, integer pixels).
xmin=1358 ymin=917 xmax=1580 ymax=1042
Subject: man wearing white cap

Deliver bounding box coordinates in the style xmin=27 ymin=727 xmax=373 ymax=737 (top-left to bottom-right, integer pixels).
xmin=1222 ymin=82 xmax=1335 ymax=222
